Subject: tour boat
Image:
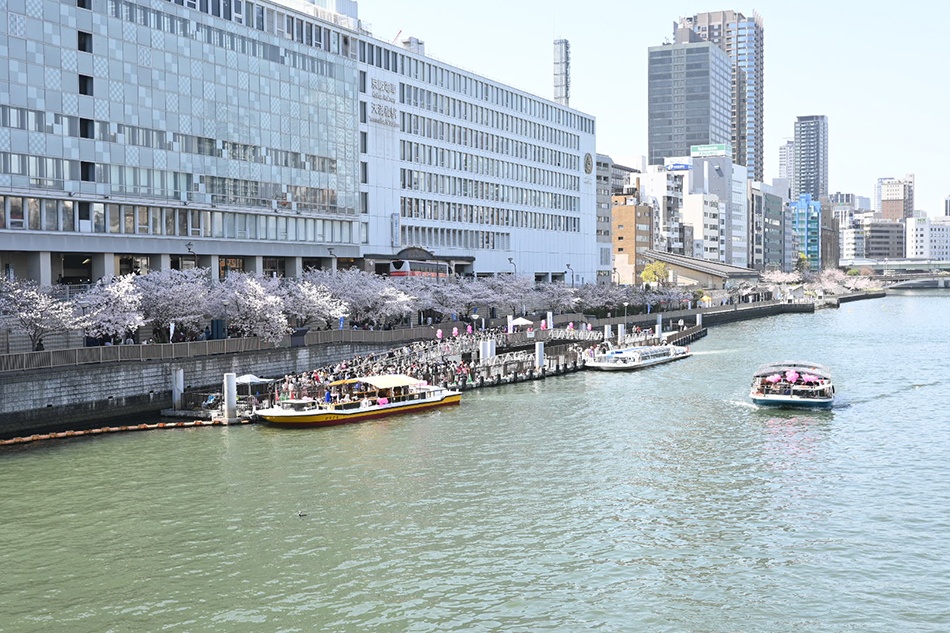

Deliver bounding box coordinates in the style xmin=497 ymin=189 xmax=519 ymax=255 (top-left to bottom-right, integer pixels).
xmin=254 ymin=374 xmax=461 ymax=427
xmin=585 ymin=344 xmax=691 ymax=371
xmin=749 ymin=361 xmax=835 ymax=408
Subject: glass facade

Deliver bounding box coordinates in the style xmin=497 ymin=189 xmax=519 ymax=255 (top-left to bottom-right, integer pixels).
xmin=648 ymin=42 xmax=732 ymax=166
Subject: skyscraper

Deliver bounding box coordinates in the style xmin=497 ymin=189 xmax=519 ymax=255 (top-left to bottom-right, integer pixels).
xmin=647 ymin=32 xmax=732 ymax=166
xmin=793 ymin=115 xmax=829 ymax=200
xmin=679 ymin=10 xmax=765 ymax=181
xmin=778 ymin=140 xmax=795 ymax=181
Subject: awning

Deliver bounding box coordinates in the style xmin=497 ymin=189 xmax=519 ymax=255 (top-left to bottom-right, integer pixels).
xmin=235 ymin=374 xmax=274 ymax=384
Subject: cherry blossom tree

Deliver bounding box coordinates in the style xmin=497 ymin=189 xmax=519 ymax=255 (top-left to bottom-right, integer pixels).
xmin=0 ymin=278 xmax=77 ymax=351
xmin=78 ymin=274 xmax=146 ymax=343
xmin=325 ymin=269 xmax=415 ymax=327
xmin=212 ymin=272 xmax=289 ymax=343
xmin=281 ymin=277 xmax=348 ymax=330
xmin=534 ymin=281 xmax=578 ymax=315
xmin=135 ymin=268 xmax=212 ymax=342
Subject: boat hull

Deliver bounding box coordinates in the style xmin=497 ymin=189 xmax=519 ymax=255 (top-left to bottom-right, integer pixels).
xmin=750 ymin=394 xmax=834 ymax=409
xmin=256 ymin=392 xmax=461 ymax=427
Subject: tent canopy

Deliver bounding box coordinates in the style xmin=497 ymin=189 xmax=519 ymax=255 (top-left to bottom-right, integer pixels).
xmin=511 ymin=317 xmax=533 ymax=326
xmin=235 ymin=374 xmax=273 ymax=384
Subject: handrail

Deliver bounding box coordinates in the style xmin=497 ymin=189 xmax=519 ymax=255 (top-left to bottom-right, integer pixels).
xmin=0 ymin=294 xmax=880 ymax=374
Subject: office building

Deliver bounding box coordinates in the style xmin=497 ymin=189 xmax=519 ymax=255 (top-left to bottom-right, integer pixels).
xmin=750 ymin=180 xmax=791 ymax=272
xmin=679 ymin=10 xmax=765 ymax=181
xmin=778 ymin=140 xmax=794 ymax=182
xmin=793 ymin=115 xmax=828 ymax=200
xmin=861 ymin=218 xmax=905 ymax=260
xmin=0 ymin=0 xmax=597 ymax=285
xmin=789 ymin=194 xmax=822 ymax=271
xmin=595 ymin=155 xmax=640 ymax=283
xmin=647 ymin=33 xmax=732 ymax=167
xmin=905 ymin=216 xmax=950 ymax=260
xmin=879 ymin=174 xmax=915 ymax=221
xmin=638 ymin=166 xmax=689 ymax=256
xmin=611 ymin=194 xmax=654 ymax=285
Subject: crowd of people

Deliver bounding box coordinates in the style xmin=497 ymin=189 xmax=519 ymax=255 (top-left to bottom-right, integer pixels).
xmin=267 ymin=328 xmax=592 ymax=404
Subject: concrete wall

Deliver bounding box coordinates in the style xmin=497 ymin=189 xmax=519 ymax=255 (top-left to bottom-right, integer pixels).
xmin=1 ymin=342 xmax=389 ymax=438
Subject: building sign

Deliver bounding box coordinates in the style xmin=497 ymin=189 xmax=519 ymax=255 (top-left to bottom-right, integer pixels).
xmin=665 ymin=163 xmax=692 ymax=171
xmin=690 ymin=143 xmax=729 ymax=157
xmin=370 ymin=102 xmax=399 ymax=128
xmin=584 ymin=153 xmax=593 ymax=174
xmin=371 ymin=78 xmax=397 ymax=103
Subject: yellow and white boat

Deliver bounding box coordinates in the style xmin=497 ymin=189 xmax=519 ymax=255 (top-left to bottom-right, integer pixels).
xmin=254 ymin=374 xmax=461 ymax=427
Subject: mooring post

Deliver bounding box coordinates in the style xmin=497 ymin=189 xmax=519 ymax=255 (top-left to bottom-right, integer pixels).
xmin=172 ymin=368 xmax=184 ymax=410
xmin=223 ymin=372 xmax=238 ymax=421
xmin=535 ymin=341 xmax=545 ymax=371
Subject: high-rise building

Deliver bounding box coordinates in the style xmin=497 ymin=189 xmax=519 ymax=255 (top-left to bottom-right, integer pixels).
xmin=750 ymin=180 xmax=791 ymax=271
xmin=679 ymin=11 xmax=764 ymax=181
xmin=0 ymin=0 xmax=597 ymax=285
xmin=879 ymin=174 xmax=915 ymax=221
xmin=790 ymin=194 xmax=822 ymax=271
xmin=554 ymin=39 xmax=570 ymax=107
xmin=778 ymin=140 xmax=795 ymax=181
xmin=647 ymin=33 xmax=732 ymax=166
xmin=793 ymin=115 xmax=829 ymax=200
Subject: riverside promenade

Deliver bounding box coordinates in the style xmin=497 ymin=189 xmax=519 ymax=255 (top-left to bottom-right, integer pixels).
xmin=0 ymin=292 xmax=883 ymax=441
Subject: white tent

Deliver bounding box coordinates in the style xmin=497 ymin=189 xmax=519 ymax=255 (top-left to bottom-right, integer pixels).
xmin=511 ymin=317 xmax=533 ymax=326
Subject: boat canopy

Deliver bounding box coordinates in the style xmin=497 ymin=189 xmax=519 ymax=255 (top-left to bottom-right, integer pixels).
xmin=752 ymin=361 xmax=831 ymax=379
xmin=361 ymin=374 xmax=425 ymax=389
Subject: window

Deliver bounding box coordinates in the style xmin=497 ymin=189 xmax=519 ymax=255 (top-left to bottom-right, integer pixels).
xmin=360 ymin=191 xmax=368 ymax=214
xmin=79 ymin=118 xmax=94 ymax=139
xmin=360 ymin=162 xmax=367 ymax=184
xmin=78 ymin=31 xmax=93 ymax=52
xmin=359 ymin=101 xmax=366 ymax=123
xmin=78 ymin=75 xmax=93 ymax=96
xmin=77 ymin=0 xmax=91 ymax=8
xmin=80 ymin=161 xmax=96 ymax=181
xmin=359 ymin=131 xmax=367 ymax=153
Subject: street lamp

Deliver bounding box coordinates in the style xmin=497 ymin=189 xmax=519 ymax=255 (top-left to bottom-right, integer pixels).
xmin=612 ymin=267 xmax=618 ymax=285
xmin=185 ymin=241 xmax=196 ymax=269
xmin=508 ymin=257 xmax=517 ymax=275
xmin=221 ymin=299 xmax=229 ymax=339
xmin=327 ymin=247 xmax=337 ymax=274
xmin=623 ymin=301 xmax=629 ymax=321
xmin=565 ymin=263 xmax=574 ymax=287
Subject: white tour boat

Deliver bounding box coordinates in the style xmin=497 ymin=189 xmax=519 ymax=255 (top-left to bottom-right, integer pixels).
xmin=585 ymin=344 xmax=691 ymax=371
xmin=749 ymin=361 xmax=835 ymax=408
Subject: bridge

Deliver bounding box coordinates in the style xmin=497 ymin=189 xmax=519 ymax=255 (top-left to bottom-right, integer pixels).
xmin=887 ymin=275 xmax=950 ymax=289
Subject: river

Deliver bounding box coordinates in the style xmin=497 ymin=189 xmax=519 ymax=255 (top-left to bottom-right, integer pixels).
xmin=2 ymin=291 xmax=949 ymax=632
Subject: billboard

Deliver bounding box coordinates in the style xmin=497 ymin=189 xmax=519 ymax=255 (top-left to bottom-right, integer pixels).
xmin=690 ymin=143 xmax=729 ymax=158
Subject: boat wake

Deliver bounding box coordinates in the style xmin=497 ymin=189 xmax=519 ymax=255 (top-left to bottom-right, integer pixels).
xmin=727 ymin=399 xmax=759 ymax=409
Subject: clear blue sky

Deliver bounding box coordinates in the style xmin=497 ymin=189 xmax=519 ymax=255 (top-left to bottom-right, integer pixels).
xmin=356 ymin=0 xmax=948 ymax=213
